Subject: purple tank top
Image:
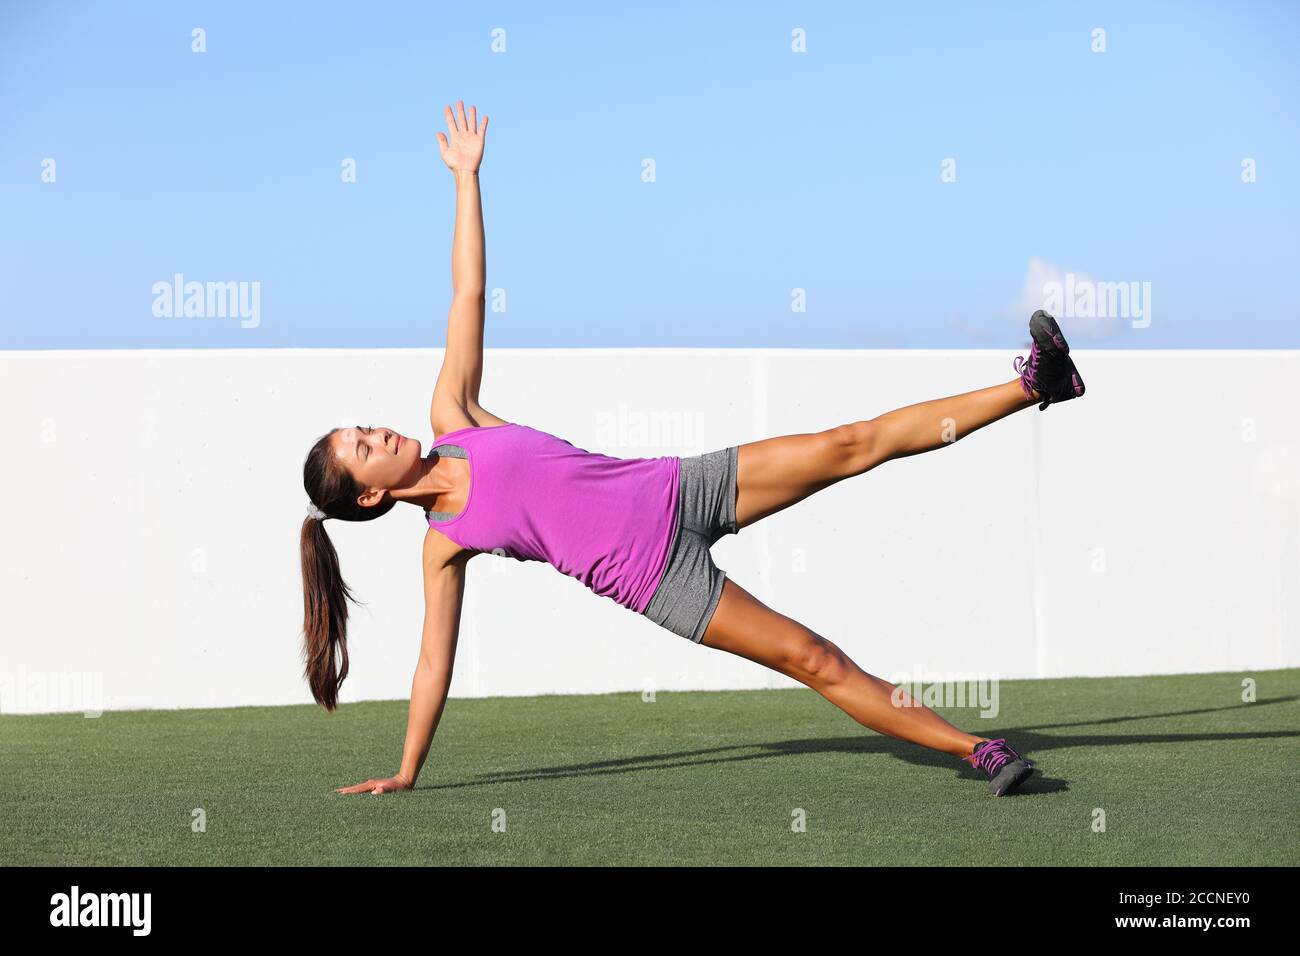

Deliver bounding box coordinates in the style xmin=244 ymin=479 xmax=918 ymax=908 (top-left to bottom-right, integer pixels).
xmin=425 ymin=423 xmax=680 ymax=614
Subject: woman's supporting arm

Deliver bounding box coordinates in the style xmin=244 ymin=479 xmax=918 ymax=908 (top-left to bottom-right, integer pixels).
xmin=334 ymin=533 xmax=467 ymax=795
xmin=396 ymin=551 xmax=466 ymax=786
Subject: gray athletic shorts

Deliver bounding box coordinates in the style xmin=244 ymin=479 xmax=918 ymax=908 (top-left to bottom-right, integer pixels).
xmin=641 ymin=445 xmax=739 ymax=643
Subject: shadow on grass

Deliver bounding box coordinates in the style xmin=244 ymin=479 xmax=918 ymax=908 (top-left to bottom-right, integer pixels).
xmin=414 ymin=695 xmax=1300 ymax=798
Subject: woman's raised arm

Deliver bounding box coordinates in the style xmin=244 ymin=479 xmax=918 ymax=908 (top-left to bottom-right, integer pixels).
xmin=431 ymin=100 xmax=507 ymax=431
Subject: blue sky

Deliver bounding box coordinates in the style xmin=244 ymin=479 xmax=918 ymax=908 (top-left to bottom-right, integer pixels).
xmin=2 ymin=0 xmax=1297 ymax=350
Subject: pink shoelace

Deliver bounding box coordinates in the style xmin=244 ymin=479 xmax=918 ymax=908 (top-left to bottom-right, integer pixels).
xmin=963 ymin=738 xmax=1016 ymax=775
xmin=1013 ymin=346 xmax=1041 ymax=399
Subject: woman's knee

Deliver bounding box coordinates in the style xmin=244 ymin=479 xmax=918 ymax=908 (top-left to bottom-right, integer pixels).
xmin=824 ymin=420 xmax=885 ymax=477
xmin=785 ymin=633 xmax=849 ymax=687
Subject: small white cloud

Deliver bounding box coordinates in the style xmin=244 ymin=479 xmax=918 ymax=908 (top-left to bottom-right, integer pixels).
xmin=1008 ymin=257 xmax=1128 ymax=341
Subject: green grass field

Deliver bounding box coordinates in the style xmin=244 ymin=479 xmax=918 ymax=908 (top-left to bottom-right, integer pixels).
xmin=2 ymin=669 xmax=1296 ymax=866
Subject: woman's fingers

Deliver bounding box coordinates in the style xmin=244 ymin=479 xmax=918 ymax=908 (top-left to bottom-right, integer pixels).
xmin=335 ymin=779 xmax=376 ymax=794
xmin=442 ymin=101 xmax=485 ymax=141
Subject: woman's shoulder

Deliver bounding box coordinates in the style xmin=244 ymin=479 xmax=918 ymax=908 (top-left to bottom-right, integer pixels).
xmin=430 ymin=398 xmax=512 ymax=437
xmin=431 ymin=407 xmax=481 ymax=438
xmin=429 ymin=422 xmax=520 ymax=448
xmin=422 ymin=524 xmax=470 ymax=567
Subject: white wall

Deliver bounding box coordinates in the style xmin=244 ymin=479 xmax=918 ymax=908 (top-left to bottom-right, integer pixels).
xmin=1 ymin=348 xmax=1296 ymax=714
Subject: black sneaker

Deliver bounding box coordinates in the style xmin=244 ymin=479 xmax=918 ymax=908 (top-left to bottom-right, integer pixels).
xmin=1014 ymin=310 xmax=1086 ymax=411
xmin=963 ymin=738 xmax=1035 ymax=796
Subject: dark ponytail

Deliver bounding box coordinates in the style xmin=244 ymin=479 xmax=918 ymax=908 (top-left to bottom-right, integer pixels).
xmin=300 ymin=429 xmax=396 ymax=711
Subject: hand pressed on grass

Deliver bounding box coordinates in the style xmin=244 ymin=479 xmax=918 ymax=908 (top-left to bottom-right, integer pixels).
xmin=335 ymin=773 xmax=413 ymax=795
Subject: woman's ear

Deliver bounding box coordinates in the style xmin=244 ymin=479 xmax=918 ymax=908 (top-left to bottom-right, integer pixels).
xmin=357 ymin=486 xmax=388 ymax=510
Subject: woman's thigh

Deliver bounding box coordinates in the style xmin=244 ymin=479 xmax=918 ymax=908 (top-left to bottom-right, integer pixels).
xmin=733 ymin=425 xmax=874 ymax=531
xmin=700 ymin=577 xmax=838 ymax=682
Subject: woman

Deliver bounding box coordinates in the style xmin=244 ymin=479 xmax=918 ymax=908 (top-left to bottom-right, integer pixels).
xmin=301 ymin=102 xmax=1086 ymax=799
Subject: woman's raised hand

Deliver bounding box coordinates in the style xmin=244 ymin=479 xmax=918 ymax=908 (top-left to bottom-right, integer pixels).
xmin=335 ymin=773 xmax=413 ymax=795
xmin=436 ymin=100 xmax=487 ymax=173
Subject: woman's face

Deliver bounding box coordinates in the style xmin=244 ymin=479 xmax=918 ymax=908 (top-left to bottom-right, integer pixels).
xmin=331 ymin=425 xmax=423 ymax=504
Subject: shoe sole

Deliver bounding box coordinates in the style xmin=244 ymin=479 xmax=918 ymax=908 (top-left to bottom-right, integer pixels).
xmin=1029 ymin=310 xmax=1070 ymax=355
xmin=989 ymin=760 xmax=1035 ymax=796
